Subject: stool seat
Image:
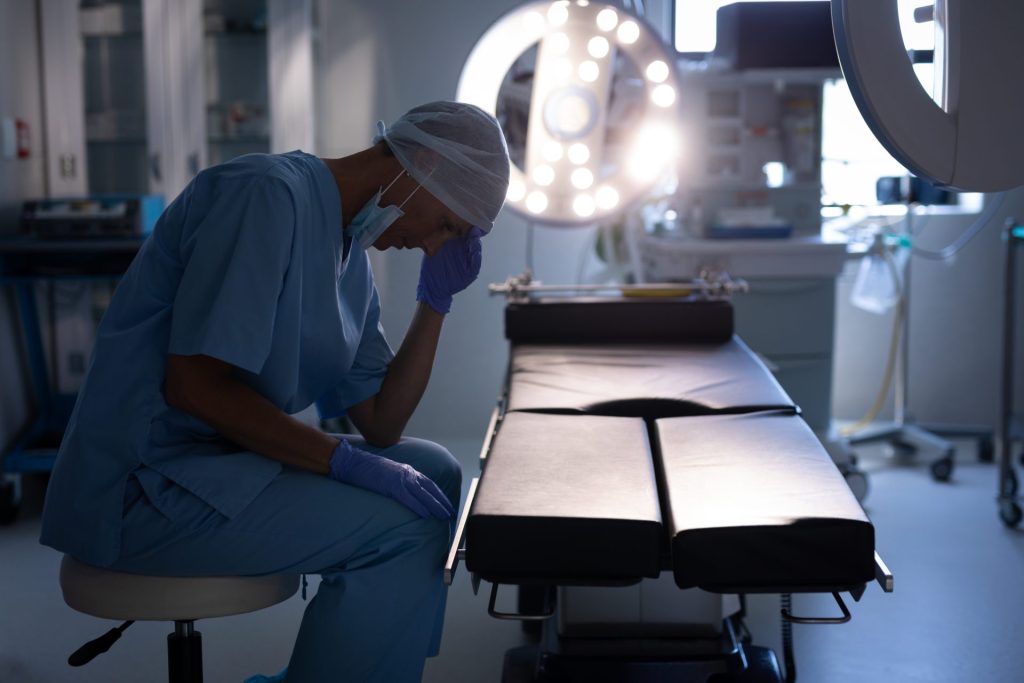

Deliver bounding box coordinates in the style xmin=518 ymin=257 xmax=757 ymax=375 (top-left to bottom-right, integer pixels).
xmin=60 ymin=555 xmax=299 ymax=622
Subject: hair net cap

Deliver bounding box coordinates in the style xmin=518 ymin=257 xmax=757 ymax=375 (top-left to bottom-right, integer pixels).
xmin=373 ymin=101 xmax=510 ymax=232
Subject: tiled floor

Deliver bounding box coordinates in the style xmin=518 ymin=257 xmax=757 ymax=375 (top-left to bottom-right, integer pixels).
xmin=2 ymin=438 xmax=1022 ymax=682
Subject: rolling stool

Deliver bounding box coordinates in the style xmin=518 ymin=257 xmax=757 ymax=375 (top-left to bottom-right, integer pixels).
xmin=60 ymin=554 xmax=299 ymax=683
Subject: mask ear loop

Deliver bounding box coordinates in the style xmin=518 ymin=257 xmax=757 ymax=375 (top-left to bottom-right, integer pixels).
xmin=398 ymin=165 xmax=440 ymax=210
xmin=381 ymin=169 xmax=422 ymax=210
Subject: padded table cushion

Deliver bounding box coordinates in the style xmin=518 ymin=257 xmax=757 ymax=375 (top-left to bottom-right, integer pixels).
xmin=505 ymin=298 xmax=734 ymax=345
xmin=657 ymin=413 xmax=875 ymax=592
xmin=507 ymin=337 xmax=795 ymax=417
xmin=466 ymin=412 xmax=663 ymax=582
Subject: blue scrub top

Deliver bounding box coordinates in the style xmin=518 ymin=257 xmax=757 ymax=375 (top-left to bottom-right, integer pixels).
xmin=40 ymin=151 xmax=394 ymax=567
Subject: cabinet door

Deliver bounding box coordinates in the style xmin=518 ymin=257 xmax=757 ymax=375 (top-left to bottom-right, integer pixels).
xmin=144 ymin=0 xmax=205 ymax=201
xmin=267 ymin=0 xmax=314 ymax=153
xmin=203 ymin=0 xmax=270 ymax=167
xmin=202 ymin=0 xmax=314 ymax=166
xmin=76 ymin=0 xmax=150 ymax=195
xmin=39 ymin=0 xmax=88 ymax=196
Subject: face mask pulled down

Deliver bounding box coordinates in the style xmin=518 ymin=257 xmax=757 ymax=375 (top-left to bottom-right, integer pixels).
xmin=348 ymin=171 xmax=420 ymax=249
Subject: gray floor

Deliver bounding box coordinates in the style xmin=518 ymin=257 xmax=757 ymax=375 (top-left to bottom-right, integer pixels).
xmin=2 ymin=438 xmax=1023 ymax=683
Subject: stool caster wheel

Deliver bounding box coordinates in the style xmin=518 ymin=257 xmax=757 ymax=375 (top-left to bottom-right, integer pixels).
xmin=978 ymin=435 xmax=995 ymax=463
xmin=1002 ymin=469 xmax=1019 ymax=498
xmin=930 ymin=455 xmax=954 ymax=482
xmin=843 ymin=470 xmax=869 ymax=502
xmin=999 ymin=500 xmax=1022 ymax=528
xmin=0 ymin=479 xmax=20 ymax=526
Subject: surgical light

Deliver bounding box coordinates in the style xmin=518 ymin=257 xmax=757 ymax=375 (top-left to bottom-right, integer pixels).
xmin=578 ymin=60 xmax=600 ymax=83
xmin=545 ymin=89 xmax=597 ymax=138
xmin=596 ymin=185 xmax=619 ymax=209
xmin=573 ymin=194 xmax=596 ymax=217
xmin=524 ymin=11 xmax=545 ymax=33
xmin=542 ymin=140 xmax=564 ymax=162
xmin=507 ymin=179 xmax=527 ymax=202
xmin=549 ymin=32 xmax=570 ymax=54
xmin=533 ymin=164 xmax=556 ymax=186
xmin=629 ymin=124 xmax=678 ymax=182
xmin=549 ymin=58 xmax=573 ymax=82
xmin=645 ymin=60 xmax=668 ymax=83
xmin=617 ymin=20 xmax=639 ymax=44
xmin=567 ymin=142 xmax=590 ymax=165
xmin=587 ymin=36 xmax=610 ymax=58
xmin=457 ymin=1 xmax=681 ymax=224
xmin=526 ymin=191 xmax=549 ymax=214
xmin=651 ymin=84 xmax=676 ymax=108
xmin=547 ymin=1 xmax=569 ymax=26
xmin=571 ymin=167 xmax=594 ymax=189
xmin=596 ymin=8 xmax=618 ymax=31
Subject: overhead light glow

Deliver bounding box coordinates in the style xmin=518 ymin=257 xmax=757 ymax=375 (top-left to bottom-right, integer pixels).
xmin=573 ymin=194 xmax=596 ymax=217
xmin=596 ymin=8 xmax=618 ymax=31
xmin=645 ymin=60 xmax=669 ymax=83
xmin=548 ymin=32 xmax=570 ymax=54
xmin=533 ymin=164 xmax=556 ymax=186
xmin=587 ymin=36 xmax=610 ymax=59
xmin=651 ymin=84 xmax=676 ymax=107
xmin=617 ymin=20 xmax=639 ymax=44
xmin=567 ymin=142 xmax=590 ymax=165
xmin=507 ymin=178 xmax=527 ymax=202
xmin=596 ymin=185 xmax=619 ymax=209
xmin=527 ymin=191 xmax=549 ymax=214
xmin=578 ymin=60 xmax=600 ymax=82
xmin=571 ymin=167 xmax=594 ymax=189
xmin=542 ymin=140 xmax=564 ymax=162
xmin=547 ymin=2 xmax=569 ymax=26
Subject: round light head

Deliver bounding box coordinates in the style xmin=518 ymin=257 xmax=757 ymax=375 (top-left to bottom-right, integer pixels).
xmin=457 ymin=0 xmax=681 ymax=225
xmin=617 ymin=20 xmax=640 ymax=45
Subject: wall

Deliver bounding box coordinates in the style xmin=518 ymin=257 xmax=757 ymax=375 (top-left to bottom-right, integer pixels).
xmin=0 ymin=0 xmax=47 ymax=452
xmin=314 ymin=0 xmax=1023 ymax=448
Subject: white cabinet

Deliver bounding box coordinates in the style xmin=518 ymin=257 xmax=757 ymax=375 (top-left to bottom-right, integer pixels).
xmin=39 ymin=0 xmax=314 ymax=203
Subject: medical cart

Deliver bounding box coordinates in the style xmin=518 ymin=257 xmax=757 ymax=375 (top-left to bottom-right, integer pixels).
xmin=0 ymin=237 xmax=142 ymax=523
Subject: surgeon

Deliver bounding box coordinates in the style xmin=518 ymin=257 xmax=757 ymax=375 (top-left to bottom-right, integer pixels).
xmin=40 ymin=101 xmax=511 ymax=682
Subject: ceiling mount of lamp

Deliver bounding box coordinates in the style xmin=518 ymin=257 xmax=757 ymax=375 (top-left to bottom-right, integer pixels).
xmin=457 ymin=0 xmax=682 ymax=225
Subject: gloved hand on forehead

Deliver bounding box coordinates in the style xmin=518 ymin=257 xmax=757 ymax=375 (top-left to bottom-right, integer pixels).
xmin=328 ymin=439 xmax=454 ymax=520
xmin=416 ymin=228 xmax=483 ymax=314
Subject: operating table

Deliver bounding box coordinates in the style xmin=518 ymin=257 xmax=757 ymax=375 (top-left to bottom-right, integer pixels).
xmin=445 ymin=292 xmax=892 ymax=682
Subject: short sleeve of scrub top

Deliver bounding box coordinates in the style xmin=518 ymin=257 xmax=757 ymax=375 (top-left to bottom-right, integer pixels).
xmin=168 ymin=176 xmax=295 ymax=374
xmin=315 ymin=276 xmax=393 ymax=419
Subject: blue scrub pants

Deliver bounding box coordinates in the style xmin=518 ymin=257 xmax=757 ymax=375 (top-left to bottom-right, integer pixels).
xmin=107 ymin=436 xmax=462 ymax=683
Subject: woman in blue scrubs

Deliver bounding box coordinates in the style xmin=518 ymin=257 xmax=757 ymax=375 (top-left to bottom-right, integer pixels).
xmin=39 ymin=101 xmax=510 ymax=682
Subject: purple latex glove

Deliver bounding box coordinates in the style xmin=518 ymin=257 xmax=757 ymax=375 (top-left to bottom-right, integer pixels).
xmin=416 ymin=228 xmax=484 ymax=314
xmin=327 ymin=439 xmax=454 ymax=519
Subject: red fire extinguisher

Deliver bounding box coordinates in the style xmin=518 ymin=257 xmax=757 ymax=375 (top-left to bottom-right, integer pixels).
xmin=15 ymin=119 xmax=29 ymax=159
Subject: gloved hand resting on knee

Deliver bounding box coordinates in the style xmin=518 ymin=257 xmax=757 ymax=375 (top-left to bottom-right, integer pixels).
xmin=416 ymin=227 xmax=483 ymax=314
xmin=328 ymin=439 xmax=454 ymax=519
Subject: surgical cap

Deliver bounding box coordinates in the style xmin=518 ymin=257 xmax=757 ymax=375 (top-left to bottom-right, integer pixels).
xmin=373 ymin=101 xmax=510 ymax=232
